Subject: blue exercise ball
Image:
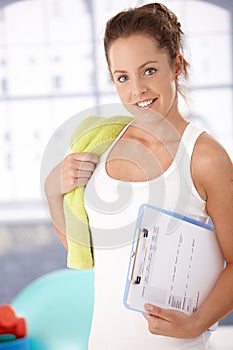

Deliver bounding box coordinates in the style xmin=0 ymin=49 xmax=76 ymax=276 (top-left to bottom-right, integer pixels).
xmin=12 ymin=269 xmax=94 ymax=350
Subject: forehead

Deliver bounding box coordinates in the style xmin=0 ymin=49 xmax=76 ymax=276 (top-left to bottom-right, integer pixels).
xmin=108 ymin=34 xmax=168 ymax=70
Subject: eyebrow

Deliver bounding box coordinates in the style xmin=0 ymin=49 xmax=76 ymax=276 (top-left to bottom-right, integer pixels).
xmin=113 ymin=60 xmax=159 ymax=75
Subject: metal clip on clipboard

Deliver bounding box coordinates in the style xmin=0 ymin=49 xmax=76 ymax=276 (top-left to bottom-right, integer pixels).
xmin=130 ymin=228 xmax=148 ymax=285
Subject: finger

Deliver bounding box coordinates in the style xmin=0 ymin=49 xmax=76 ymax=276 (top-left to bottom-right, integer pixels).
xmin=143 ymin=312 xmax=154 ymax=321
xmin=65 ymin=159 xmax=96 ymax=173
xmin=66 ymin=169 xmax=93 ymax=188
xmin=75 ymin=161 xmax=97 ymax=172
xmin=72 ymin=152 xmax=99 ymax=164
xmin=142 ymin=313 xmax=166 ymax=336
xmin=76 ymin=177 xmax=91 ymax=187
xmin=144 ymin=304 xmax=173 ymax=321
xmin=68 ymin=177 xmax=90 ymax=189
xmin=74 ymin=170 xmax=93 ymax=179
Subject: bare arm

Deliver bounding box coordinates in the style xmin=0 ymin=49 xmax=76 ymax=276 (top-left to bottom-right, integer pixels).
xmin=191 ymin=134 xmax=233 ymax=331
xmin=143 ymin=133 xmax=233 ymax=338
xmin=44 ymin=152 xmax=99 ymax=249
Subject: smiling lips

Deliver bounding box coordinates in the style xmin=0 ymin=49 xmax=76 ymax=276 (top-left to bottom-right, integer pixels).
xmin=136 ymin=98 xmax=156 ymax=108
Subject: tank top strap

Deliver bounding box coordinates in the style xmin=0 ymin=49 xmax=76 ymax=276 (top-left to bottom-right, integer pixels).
xmin=179 ymin=123 xmax=205 ymax=159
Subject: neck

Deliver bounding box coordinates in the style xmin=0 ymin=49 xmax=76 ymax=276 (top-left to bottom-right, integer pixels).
xmin=129 ymin=108 xmax=187 ymax=143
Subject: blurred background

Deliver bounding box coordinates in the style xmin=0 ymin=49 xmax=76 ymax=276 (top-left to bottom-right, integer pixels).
xmin=0 ymin=0 xmax=232 ymax=325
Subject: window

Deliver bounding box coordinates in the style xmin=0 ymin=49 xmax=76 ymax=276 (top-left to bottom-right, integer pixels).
xmin=161 ymin=0 xmax=232 ymax=154
xmin=0 ymin=0 xmax=232 ymax=223
xmin=53 ymin=75 xmax=62 ymax=89
xmin=1 ymin=78 xmax=7 ymax=94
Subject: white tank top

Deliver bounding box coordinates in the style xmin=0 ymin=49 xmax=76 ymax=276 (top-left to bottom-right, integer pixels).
xmin=84 ymin=122 xmax=210 ymax=350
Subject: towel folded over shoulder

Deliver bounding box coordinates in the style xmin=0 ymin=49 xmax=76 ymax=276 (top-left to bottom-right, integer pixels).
xmin=64 ymin=115 xmax=133 ymax=270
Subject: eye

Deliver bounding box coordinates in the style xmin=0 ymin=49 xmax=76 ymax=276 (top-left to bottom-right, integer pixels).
xmin=117 ymin=75 xmax=128 ymax=83
xmin=144 ymin=68 xmax=157 ymax=76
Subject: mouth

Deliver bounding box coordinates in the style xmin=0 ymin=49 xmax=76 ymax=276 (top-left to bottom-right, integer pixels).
xmin=136 ymin=98 xmax=157 ymax=108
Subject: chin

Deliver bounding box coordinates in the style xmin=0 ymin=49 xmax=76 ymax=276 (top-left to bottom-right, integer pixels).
xmin=123 ymin=103 xmax=163 ymax=123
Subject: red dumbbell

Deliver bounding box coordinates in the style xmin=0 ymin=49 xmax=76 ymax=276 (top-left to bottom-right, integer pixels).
xmin=0 ymin=304 xmax=27 ymax=339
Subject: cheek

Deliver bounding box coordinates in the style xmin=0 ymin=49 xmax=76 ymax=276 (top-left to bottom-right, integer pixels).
xmin=170 ymin=79 xmax=178 ymax=96
xmin=115 ymin=85 xmax=128 ymax=101
xmin=159 ymin=76 xmax=177 ymax=98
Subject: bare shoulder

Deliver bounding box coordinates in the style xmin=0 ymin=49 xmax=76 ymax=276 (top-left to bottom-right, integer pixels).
xmin=192 ymin=132 xmax=232 ymax=181
xmin=191 ymin=132 xmax=232 ymax=201
xmin=193 ymin=132 xmax=233 ymax=262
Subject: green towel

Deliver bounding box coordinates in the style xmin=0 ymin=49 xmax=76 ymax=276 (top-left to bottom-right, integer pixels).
xmin=64 ymin=115 xmax=133 ymax=270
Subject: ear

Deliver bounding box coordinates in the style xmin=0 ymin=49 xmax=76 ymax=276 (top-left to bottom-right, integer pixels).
xmin=174 ymin=54 xmax=183 ymax=78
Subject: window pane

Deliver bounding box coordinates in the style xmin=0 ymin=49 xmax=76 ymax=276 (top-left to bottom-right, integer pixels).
xmin=189 ymin=34 xmax=232 ymax=86
xmin=0 ymin=0 xmax=232 ymax=221
xmin=190 ymin=88 xmax=233 ymax=157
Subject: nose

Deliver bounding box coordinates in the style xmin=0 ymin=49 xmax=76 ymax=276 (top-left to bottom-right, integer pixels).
xmin=131 ymin=77 xmax=148 ymax=100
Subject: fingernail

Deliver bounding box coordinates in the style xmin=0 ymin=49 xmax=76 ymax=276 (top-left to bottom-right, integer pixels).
xmin=145 ymin=304 xmax=153 ymax=311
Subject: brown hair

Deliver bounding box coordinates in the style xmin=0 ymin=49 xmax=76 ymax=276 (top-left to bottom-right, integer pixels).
xmin=104 ymin=3 xmax=190 ymax=94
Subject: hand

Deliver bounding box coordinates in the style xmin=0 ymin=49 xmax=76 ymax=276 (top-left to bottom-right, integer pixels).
xmin=143 ymin=304 xmax=203 ymax=339
xmin=45 ymin=152 xmax=99 ymax=197
xmin=61 ymin=152 xmax=99 ymax=193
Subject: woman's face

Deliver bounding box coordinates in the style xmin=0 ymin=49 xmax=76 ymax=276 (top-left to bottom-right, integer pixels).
xmin=108 ymin=34 xmax=182 ymax=121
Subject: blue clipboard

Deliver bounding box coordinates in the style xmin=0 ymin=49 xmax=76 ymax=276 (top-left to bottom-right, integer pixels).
xmin=123 ymin=204 xmax=224 ymax=330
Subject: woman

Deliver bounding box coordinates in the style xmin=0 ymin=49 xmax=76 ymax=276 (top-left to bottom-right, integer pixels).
xmin=45 ymin=3 xmax=233 ymax=349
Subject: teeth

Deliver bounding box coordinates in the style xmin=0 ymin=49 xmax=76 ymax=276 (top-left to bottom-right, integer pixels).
xmin=137 ymin=99 xmax=154 ymax=108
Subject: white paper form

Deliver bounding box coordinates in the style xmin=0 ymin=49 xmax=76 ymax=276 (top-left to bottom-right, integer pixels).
xmin=124 ymin=204 xmax=224 ymax=318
